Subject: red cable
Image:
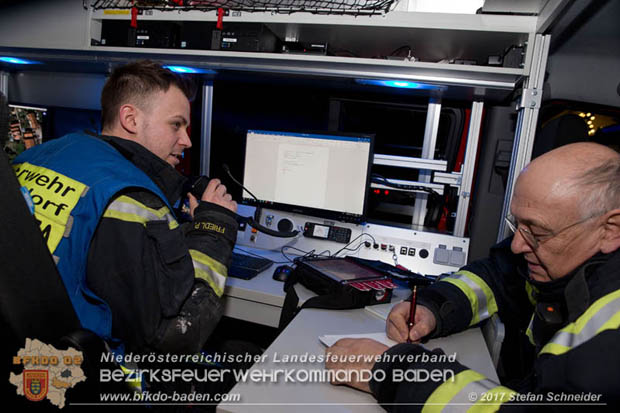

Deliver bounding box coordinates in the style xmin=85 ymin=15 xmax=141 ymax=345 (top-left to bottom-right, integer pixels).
xmin=130 ymin=2 xmax=138 ymax=28
xmin=216 ymin=8 xmax=225 ymax=30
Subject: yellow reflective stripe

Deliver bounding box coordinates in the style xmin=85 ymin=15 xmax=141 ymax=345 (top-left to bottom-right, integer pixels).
xmin=424 ymin=370 xmax=515 ymax=413
xmin=540 ymin=289 xmax=620 ymax=356
xmin=119 ymin=364 xmax=142 ymax=393
xmin=103 ymin=195 xmax=179 ymax=229
xmin=422 ymin=370 xmax=485 ymax=413
xmin=525 ymin=281 xmax=537 ymax=306
xmin=525 ymin=314 xmax=535 ymax=346
xmin=442 ymin=278 xmax=480 ymax=325
xmin=596 ymin=310 xmax=620 ymax=335
xmin=441 ymin=271 xmax=498 ymax=326
xmin=114 ymin=195 xmax=179 ymax=229
xmin=567 ymin=289 xmax=620 ymax=332
xmin=190 ymin=249 xmax=228 ymax=297
xmin=470 ymin=386 xmax=517 ymax=412
xmin=540 ymin=342 xmax=570 ymax=356
xmin=103 ymin=208 xmax=149 ymax=225
xmin=463 ymin=271 xmax=498 ymax=320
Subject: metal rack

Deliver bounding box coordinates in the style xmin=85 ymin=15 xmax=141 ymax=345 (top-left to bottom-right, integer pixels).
xmin=90 ymin=0 xmax=396 ymax=15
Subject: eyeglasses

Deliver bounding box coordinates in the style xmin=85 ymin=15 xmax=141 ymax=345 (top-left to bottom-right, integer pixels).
xmin=504 ymin=213 xmax=601 ymax=249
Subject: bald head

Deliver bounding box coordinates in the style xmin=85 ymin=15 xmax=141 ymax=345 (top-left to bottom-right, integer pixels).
xmin=510 ymin=143 xmax=620 ymax=281
xmin=518 ymin=143 xmax=620 ymax=218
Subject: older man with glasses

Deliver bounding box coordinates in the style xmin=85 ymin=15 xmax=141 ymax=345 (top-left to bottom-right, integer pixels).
xmin=326 ymin=142 xmax=620 ymax=411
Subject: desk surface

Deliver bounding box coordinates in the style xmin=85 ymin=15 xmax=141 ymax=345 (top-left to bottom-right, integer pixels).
xmin=224 ymin=248 xmax=315 ymax=327
xmin=217 ymin=307 xmax=498 ymax=413
xmin=225 ymin=248 xmax=288 ymax=307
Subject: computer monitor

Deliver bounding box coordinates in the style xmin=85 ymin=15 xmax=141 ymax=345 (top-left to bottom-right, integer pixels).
xmin=242 ymin=129 xmax=373 ymax=223
xmin=4 ymin=104 xmax=47 ymax=161
xmin=7 ymin=104 xmax=46 ymax=147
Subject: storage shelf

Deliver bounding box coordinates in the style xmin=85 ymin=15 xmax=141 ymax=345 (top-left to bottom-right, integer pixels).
xmin=0 ymin=45 xmax=525 ymax=97
xmin=91 ymin=10 xmax=533 ymax=64
xmin=1 ymin=4 xmax=534 ymax=102
xmin=91 ymin=9 xmax=537 ymax=33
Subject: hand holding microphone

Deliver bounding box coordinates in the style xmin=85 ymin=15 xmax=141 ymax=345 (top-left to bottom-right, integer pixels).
xmin=186 ymin=176 xmax=237 ymax=217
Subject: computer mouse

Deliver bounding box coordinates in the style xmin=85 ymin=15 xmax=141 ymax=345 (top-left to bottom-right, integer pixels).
xmin=272 ymin=265 xmax=294 ymax=282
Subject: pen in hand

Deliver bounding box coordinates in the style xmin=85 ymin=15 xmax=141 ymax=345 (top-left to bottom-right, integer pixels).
xmin=407 ymin=285 xmax=417 ymax=344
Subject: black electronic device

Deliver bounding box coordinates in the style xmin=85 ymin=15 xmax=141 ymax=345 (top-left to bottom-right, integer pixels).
xmin=99 ymin=20 xmax=181 ymax=48
xmin=281 ymin=41 xmax=328 ymax=55
xmin=229 ymin=252 xmax=273 ymax=280
xmin=184 ymin=175 xmax=211 ymax=199
xmin=211 ymin=23 xmax=279 ymax=52
xmin=241 ymin=130 xmax=374 ymax=224
xmin=98 ymin=20 xmax=218 ymax=50
xmin=179 ymin=21 xmax=218 ymax=50
xmin=502 ymin=45 xmax=525 ymax=68
xmin=536 ymin=301 xmax=564 ymax=325
xmin=278 ymin=257 xmax=394 ymax=329
xmin=300 ymin=257 xmax=389 ymax=284
xmin=347 ymin=257 xmax=437 ymax=286
xmin=272 ymin=265 xmax=294 ymax=282
xmin=303 ymin=222 xmax=351 ymax=244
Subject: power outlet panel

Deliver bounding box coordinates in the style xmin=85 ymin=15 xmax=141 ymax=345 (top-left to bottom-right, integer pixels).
xmin=235 ymin=207 xmax=469 ymax=275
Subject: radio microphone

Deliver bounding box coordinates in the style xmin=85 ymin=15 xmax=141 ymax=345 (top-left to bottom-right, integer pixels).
xmin=183 ymin=166 xmax=299 ymax=238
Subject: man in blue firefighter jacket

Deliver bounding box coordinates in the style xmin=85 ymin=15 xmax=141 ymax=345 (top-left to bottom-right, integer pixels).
xmin=326 ymin=142 xmax=620 ymax=411
xmin=12 ymin=60 xmax=238 ymax=356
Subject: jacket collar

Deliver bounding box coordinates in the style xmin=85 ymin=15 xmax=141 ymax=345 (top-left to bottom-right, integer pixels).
xmin=86 ymin=130 xmax=187 ymax=205
xmin=524 ymin=249 xmax=620 ymax=322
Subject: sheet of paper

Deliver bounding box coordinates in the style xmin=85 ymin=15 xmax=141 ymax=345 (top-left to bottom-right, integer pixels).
xmin=319 ymin=332 xmax=399 ymax=348
xmin=364 ymin=302 xmax=399 ymax=321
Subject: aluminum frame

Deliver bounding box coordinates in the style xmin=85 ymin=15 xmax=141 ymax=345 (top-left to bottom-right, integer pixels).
xmin=411 ymin=97 xmax=442 ymax=227
xmin=199 ymin=81 xmax=214 ymax=176
xmin=497 ymin=34 xmax=551 ymax=242
xmin=0 ymin=71 xmax=8 ymax=99
xmin=454 ymin=100 xmax=484 ymax=237
xmin=372 ymin=154 xmax=447 ymax=171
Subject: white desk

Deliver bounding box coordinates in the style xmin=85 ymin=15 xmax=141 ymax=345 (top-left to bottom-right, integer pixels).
xmin=217 ymin=308 xmax=498 ymax=413
xmin=225 ymin=247 xmax=329 ymax=327
xmin=220 ymin=248 xmax=497 ymax=412
xmin=223 ymin=248 xmax=291 ymax=327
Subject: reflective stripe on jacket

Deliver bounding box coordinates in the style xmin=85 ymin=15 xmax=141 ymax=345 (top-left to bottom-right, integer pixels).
xmin=440 ymin=270 xmax=499 ymax=326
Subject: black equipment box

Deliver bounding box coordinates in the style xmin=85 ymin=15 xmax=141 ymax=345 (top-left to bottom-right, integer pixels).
xmin=281 ymin=41 xmax=328 ymax=55
xmin=211 ymin=23 xmax=279 ymax=52
xmin=100 ymin=20 xmax=181 ymax=48
xmin=294 ymin=257 xmax=393 ymax=305
xmin=98 ymin=20 xmax=279 ymax=53
xmin=98 ymin=20 xmax=217 ymax=50
xmin=279 ymin=257 xmax=395 ymax=329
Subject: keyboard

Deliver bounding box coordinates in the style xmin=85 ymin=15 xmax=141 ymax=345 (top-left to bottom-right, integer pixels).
xmin=229 ymin=252 xmax=273 ymax=280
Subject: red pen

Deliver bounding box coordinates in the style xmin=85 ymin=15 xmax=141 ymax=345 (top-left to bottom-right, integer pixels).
xmin=407 ymin=285 xmax=417 ymax=343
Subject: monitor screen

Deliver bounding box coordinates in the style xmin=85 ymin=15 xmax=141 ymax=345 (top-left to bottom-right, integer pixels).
xmin=4 ymin=104 xmax=47 ymax=161
xmin=242 ymin=130 xmax=373 ymax=223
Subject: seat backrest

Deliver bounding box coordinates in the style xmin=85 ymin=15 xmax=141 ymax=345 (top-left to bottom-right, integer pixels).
xmin=482 ymin=313 xmax=505 ymax=369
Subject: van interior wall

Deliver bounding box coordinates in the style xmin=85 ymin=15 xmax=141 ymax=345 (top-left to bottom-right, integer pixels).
xmin=0 ymin=0 xmax=88 ymax=50
xmin=467 ymin=105 xmax=516 ymax=262
xmin=8 ymin=71 xmax=105 ymax=111
xmin=545 ymin=0 xmax=620 ymax=108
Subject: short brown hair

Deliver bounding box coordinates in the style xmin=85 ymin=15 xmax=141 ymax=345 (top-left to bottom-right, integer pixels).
xmin=100 ymin=60 xmax=196 ymax=130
